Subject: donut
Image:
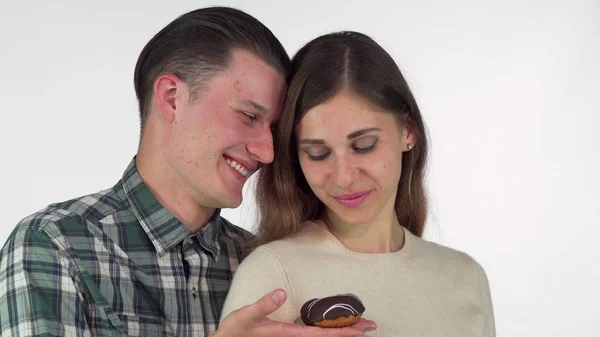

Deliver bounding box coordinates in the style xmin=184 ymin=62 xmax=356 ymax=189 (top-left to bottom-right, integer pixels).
xmin=300 ymin=293 xmax=366 ymax=328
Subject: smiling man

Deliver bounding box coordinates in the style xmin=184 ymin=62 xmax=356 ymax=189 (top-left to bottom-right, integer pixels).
xmin=0 ymin=7 xmax=375 ymax=337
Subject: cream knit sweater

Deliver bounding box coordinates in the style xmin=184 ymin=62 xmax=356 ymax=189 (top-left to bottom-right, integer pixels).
xmin=221 ymin=222 xmax=495 ymax=336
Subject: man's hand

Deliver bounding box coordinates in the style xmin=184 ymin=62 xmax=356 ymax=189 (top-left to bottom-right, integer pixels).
xmin=214 ymin=289 xmax=377 ymax=337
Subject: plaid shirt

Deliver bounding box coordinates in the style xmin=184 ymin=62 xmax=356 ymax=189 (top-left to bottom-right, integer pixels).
xmin=0 ymin=158 xmax=253 ymax=337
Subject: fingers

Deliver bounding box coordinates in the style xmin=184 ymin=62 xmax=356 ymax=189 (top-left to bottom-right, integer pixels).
xmin=322 ymin=325 xmax=374 ymax=337
xmin=220 ymin=316 xmax=376 ymax=337
xmin=257 ymin=319 xmax=376 ymax=337
xmin=349 ymin=318 xmax=377 ymax=332
xmin=239 ymin=289 xmax=288 ymax=325
xmin=290 ymin=318 xmax=376 ymax=337
xmin=282 ymin=324 xmax=372 ymax=337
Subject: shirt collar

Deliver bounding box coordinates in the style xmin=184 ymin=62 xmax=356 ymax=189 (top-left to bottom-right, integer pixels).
xmin=191 ymin=210 xmax=223 ymax=260
xmin=121 ymin=157 xmax=222 ymax=258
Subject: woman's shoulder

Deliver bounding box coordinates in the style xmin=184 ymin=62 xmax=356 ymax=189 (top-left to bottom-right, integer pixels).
xmin=240 ymin=221 xmax=328 ymax=266
xmin=253 ymin=221 xmax=326 ymax=254
xmin=232 ymin=222 xmax=324 ymax=280
xmin=406 ymin=230 xmax=488 ymax=274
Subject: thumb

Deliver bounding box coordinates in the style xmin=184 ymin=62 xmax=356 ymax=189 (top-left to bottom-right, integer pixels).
xmin=239 ymin=289 xmax=287 ymax=324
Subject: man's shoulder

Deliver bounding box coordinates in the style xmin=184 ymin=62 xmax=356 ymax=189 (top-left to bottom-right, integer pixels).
xmin=218 ymin=217 xmax=255 ymax=241
xmin=3 ymin=185 xmax=126 ymax=255
xmin=216 ymin=217 xmax=256 ymax=260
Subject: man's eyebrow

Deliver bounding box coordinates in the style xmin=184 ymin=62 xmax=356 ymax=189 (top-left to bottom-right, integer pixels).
xmin=239 ymin=99 xmax=268 ymax=114
xmin=347 ymin=127 xmax=381 ymax=140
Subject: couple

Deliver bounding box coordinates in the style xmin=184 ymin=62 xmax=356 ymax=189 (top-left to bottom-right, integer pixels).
xmin=0 ymin=6 xmax=495 ymax=337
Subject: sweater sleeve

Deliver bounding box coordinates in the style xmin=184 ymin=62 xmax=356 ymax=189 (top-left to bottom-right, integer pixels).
xmin=220 ymin=246 xmax=298 ymax=324
xmin=472 ymin=259 xmax=496 ymax=337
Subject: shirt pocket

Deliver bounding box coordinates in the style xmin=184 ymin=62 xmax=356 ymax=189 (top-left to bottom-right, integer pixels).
xmin=116 ymin=314 xmax=171 ymax=337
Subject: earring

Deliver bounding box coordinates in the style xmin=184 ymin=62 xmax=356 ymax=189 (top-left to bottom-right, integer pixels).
xmin=407 ymin=144 xmax=414 ymax=150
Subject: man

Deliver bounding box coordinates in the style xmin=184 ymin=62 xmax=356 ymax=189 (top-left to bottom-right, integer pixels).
xmin=0 ymin=6 xmax=375 ymax=337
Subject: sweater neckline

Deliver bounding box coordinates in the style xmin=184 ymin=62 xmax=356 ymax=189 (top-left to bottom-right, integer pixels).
xmin=305 ymin=221 xmax=412 ymax=259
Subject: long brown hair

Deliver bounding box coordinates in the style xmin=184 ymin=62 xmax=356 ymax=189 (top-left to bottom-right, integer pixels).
xmin=255 ymin=31 xmax=428 ymax=246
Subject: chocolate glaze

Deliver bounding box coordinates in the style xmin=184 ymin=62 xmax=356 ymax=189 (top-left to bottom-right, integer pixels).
xmin=300 ymin=293 xmax=365 ymax=325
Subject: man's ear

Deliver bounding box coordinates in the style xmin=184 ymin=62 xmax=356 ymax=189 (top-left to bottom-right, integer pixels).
xmin=153 ymin=74 xmax=183 ymax=124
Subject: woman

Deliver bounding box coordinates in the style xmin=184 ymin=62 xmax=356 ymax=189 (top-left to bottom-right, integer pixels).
xmin=221 ymin=31 xmax=495 ymax=337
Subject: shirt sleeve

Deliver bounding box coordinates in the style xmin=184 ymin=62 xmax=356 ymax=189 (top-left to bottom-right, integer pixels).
xmin=0 ymin=226 xmax=90 ymax=336
xmin=472 ymin=259 xmax=496 ymax=337
xmin=220 ymin=246 xmax=298 ymax=324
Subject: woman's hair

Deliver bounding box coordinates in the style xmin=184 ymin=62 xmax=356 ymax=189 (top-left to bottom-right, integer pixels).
xmin=255 ymin=31 xmax=429 ymax=246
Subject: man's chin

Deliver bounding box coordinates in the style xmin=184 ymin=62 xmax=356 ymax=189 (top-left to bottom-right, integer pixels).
xmin=219 ymin=194 xmax=243 ymax=209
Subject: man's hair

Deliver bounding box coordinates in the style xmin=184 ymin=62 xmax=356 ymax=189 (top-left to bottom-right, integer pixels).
xmin=133 ymin=6 xmax=290 ymax=130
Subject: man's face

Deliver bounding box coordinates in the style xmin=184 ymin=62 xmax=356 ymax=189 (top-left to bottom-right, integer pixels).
xmin=165 ymin=48 xmax=286 ymax=209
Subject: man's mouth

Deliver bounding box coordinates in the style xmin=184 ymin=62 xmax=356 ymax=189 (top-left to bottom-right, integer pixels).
xmin=224 ymin=156 xmax=250 ymax=177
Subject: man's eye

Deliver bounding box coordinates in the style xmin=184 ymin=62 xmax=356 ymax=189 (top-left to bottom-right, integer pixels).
xmin=243 ymin=112 xmax=257 ymax=122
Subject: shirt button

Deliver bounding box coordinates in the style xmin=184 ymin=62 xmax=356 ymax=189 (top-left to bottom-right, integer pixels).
xmin=184 ymin=237 xmax=193 ymax=245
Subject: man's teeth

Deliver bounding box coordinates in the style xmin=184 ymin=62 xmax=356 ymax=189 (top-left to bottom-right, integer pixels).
xmin=225 ymin=158 xmax=249 ymax=177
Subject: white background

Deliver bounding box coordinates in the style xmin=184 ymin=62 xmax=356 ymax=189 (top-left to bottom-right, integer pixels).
xmin=1 ymin=0 xmax=598 ymax=335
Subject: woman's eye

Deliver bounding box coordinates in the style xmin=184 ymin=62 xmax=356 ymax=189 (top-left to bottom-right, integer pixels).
xmin=302 ymin=149 xmax=330 ymax=161
xmin=353 ymin=138 xmax=379 ymax=154
xmin=308 ymin=152 xmax=330 ymax=161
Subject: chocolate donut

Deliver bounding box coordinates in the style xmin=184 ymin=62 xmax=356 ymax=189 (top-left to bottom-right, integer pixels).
xmin=300 ymin=293 xmax=366 ymax=328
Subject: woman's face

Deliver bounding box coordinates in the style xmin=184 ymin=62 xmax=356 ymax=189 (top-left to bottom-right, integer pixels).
xmin=296 ymin=91 xmax=415 ymax=226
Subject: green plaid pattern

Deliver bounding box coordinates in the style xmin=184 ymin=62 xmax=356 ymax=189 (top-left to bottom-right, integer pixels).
xmin=0 ymin=158 xmax=253 ymax=336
